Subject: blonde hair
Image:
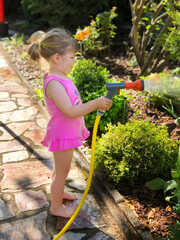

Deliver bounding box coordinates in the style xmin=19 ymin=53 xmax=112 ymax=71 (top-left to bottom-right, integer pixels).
xmin=28 ymin=28 xmax=78 ymax=61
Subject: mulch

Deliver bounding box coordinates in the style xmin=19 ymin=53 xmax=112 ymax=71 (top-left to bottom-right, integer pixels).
xmin=4 ymin=41 xmax=180 ymax=239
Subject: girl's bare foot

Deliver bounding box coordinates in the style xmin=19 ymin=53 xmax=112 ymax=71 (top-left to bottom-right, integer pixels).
xmin=50 ymin=204 xmax=74 ymax=218
xmin=63 ymin=191 xmax=78 ymax=200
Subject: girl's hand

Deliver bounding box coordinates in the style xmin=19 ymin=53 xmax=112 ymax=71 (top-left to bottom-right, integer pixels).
xmin=96 ymin=97 xmax=113 ymax=111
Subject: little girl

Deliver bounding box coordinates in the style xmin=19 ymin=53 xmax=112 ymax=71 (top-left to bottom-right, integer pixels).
xmin=28 ymin=28 xmax=112 ymax=218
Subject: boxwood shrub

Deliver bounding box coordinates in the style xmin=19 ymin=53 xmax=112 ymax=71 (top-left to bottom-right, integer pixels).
xmin=71 ymin=58 xmax=130 ymax=135
xmin=95 ymin=120 xmax=179 ymax=185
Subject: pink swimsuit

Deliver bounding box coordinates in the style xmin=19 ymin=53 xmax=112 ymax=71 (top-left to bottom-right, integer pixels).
xmin=41 ymin=75 xmax=90 ymax=152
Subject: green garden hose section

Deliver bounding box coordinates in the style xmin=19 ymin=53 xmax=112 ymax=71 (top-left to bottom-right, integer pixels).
xmin=53 ymin=114 xmax=101 ymax=240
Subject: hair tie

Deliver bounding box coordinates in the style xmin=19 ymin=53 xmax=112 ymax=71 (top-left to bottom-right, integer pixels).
xmin=38 ymin=42 xmax=41 ymax=47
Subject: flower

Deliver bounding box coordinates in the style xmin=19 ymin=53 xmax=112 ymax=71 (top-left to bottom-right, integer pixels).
xmin=76 ymin=31 xmax=86 ymax=41
xmin=83 ymin=28 xmax=91 ymax=36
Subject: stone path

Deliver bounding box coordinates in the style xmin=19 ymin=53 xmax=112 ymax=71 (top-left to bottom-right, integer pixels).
xmin=0 ymin=44 xmax=129 ymax=239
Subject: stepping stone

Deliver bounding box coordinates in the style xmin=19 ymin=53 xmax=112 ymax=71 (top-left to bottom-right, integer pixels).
xmin=0 ymin=92 xmax=10 ymax=101
xmin=2 ymin=150 xmax=29 ymax=163
xmin=0 ymin=159 xmax=53 ymax=192
xmin=24 ymin=130 xmax=44 ymax=146
xmin=0 ymin=101 xmax=17 ymax=113
xmin=0 ymin=139 xmax=26 ymax=154
xmin=0 ymin=199 xmax=15 ymax=220
xmin=89 ymin=231 xmax=110 ymax=239
xmin=0 ymin=122 xmax=37 ymax=141
xmin=0 ymin=211 xmax=50 ymax=240
xmin=0 ymin=106 xmax=38 ymax=123
xmin=54 ymin=232 xmax=86 ymax=240
xmin=15 ymin=190 xmax=49 ymax=212
xmin=56 ymin=201 xmax=92 ymax=230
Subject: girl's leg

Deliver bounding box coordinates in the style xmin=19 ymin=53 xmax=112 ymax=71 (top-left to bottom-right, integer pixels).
xmin=50 ymin=148 xmax=75 ymax=218
xmin=51 ymin=162 xmax=77 ymax=201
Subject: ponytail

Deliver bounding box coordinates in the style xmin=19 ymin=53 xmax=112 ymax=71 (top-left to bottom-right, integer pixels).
xmin=28 ymin=42 xmax=41 ymax=61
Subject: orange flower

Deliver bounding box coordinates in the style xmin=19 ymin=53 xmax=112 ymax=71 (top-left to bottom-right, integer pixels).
xmin=76 ymin=31 xmax=86 ymax=41
xmin=83 ymin=28 xmax=91 ymax=36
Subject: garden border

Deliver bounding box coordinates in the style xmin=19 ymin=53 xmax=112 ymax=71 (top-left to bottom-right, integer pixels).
xmin=1 ymin=42 xmax=153 ymax=240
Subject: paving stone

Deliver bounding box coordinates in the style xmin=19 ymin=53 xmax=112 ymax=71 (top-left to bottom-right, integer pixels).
xmin=0 ymin=106 xmax=38 ymax=123
xmin=0 ymin=81 xmax=27 ymax=93
xmin=0 ymin=122 xmax=37 ymax=140
xmin=0 ymin=101 xmax=17 ymax=112
xmin=0 ymin=199 xmax=15 ymax=220
xmin=0 ymin=159 xmax=53 ymax=192
xmin=0 ymin=64 xmax=14 ymax=76
xmin=0 ymin=92 xmax=10 ymax=101
xmin=56 ymin=201 xmax=92 ymax=230
xmin=0 ymin=139 xmax=26 ymax=153
xmin=67 ymin=165 xmax=84 ymax=181
xmin=30 ymin=148 xmax=53 ymax=160
xmin=15 ymin=190 xmax=49 ymax=212
xmin=3 ymin=74 xmax=21 ymax=82
xmin=0 ymin=58 xmax=8 ymax=68
xmin=89 ymin=231 xmax=110 ymax=240
xmin=17 ymin=98 xmax=32 ymax=107
xmin=0 ymin=211 xmax=50 ymax=240
xmin=24 ymin=130 xmax=44 ymax=146
xmin=68 ymin=179 xmax=87 ymax=191
xmin=53 ymin=232 xmax=86 ymax=240
xmin=2 ymin=150 xmax=29 ymax=163
xmin=37 ymin=118 xmax=48 ymax=128
xmin=11 ymin=93 xmax=29 ymax=99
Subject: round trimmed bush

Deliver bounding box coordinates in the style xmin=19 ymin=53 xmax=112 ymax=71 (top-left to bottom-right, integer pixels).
xmin=95 ymin=120 xmax=179 ymax=185
xmin=71 ymin=58 xmax=130 ymax=135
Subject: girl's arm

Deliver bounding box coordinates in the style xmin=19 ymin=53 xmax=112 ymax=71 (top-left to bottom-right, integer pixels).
xmin=46 ymin=80 xmax=112 ymax=118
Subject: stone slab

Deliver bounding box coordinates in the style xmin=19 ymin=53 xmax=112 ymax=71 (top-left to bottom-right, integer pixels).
xmin=15 ymin=190 xmax=49 ymax=212
xmin=89 ymin=231 xmax=110 ymax=240
xmin=0 ymin=67 xmax=14 ymax=75
xmin=0 ymin=101 xmax=17 ymax=112
xmin=0 ymin=199 xmax=15 ymax=220
xmin=0 ymin=211 xmax=50 ymax=240
xmin=24 ymin=130 xmax=44 ymax=146
xmin=0 ymin=159 xmax=53 ymax=192
xmin=0 ymin=122 xmax=37 ymax=141
xmin=2 ymin=150 xmax=29 ymax=163
xmin=56 ymin=201 xmax=92 ymax=230
xmin=0 ymin=92 xmax=10 ymax=101
xmin=0 ymin=139 xmax=26 ymax=153
xmin=54 ymin=232 xmax=86 ymax=240
xmin=0 ymin=106 xmax=38 ymax=123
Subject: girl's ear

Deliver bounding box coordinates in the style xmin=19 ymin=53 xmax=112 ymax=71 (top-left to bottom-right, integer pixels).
xmin=51 ymin=53 xmax=61 ymax=64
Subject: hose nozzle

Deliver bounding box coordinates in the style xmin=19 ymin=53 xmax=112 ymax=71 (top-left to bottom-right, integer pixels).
xmin=97 ymin=79 xmax=144 ymax=116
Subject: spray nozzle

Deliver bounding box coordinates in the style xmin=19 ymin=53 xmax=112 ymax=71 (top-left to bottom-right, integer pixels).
xmin=97 ymin=79 xmax=144 ymax=116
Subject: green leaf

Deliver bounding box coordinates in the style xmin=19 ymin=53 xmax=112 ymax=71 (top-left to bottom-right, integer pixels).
xmin=145 ymin=177 xmax=166 ymax=190
xmin=164 ymin=179 xmax=177 ymax=193
xmin=171 ymin=169 xmax=180 ymax=179
xmin=146 ymin=25 xmax=151 ymax=30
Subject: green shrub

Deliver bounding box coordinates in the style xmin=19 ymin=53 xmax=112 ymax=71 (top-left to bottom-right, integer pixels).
xmin=21 ymin=0 xmax=109 ymax=30
xmin=71 ymin=58 xmax=130 ymax=134
xmin=95 ymin=120 xmax=179 ymax=185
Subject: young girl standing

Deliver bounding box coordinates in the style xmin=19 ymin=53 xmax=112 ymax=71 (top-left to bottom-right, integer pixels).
xmin=28 ymin=28 xmax=112 ymax=218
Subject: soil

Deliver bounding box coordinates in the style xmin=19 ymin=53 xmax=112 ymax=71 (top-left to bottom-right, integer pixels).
xmin=3 ymin=36 xmax=180 ymax=239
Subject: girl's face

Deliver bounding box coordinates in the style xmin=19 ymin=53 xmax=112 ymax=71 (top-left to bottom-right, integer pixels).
xmin=58 ymin=49 xmax=76 ymax=76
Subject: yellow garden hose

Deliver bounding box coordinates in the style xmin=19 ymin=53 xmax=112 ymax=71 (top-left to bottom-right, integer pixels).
xmin=53 ymin=114 xmax=101 ymax=240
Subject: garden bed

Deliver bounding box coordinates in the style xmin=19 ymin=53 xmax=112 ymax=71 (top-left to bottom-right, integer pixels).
xmin=4 ymin=41 xmax=180 ymax=239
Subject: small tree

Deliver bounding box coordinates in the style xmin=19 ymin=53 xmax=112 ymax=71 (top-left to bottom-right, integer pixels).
xmin=129 ymin=0 xmax=177 ymax=76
